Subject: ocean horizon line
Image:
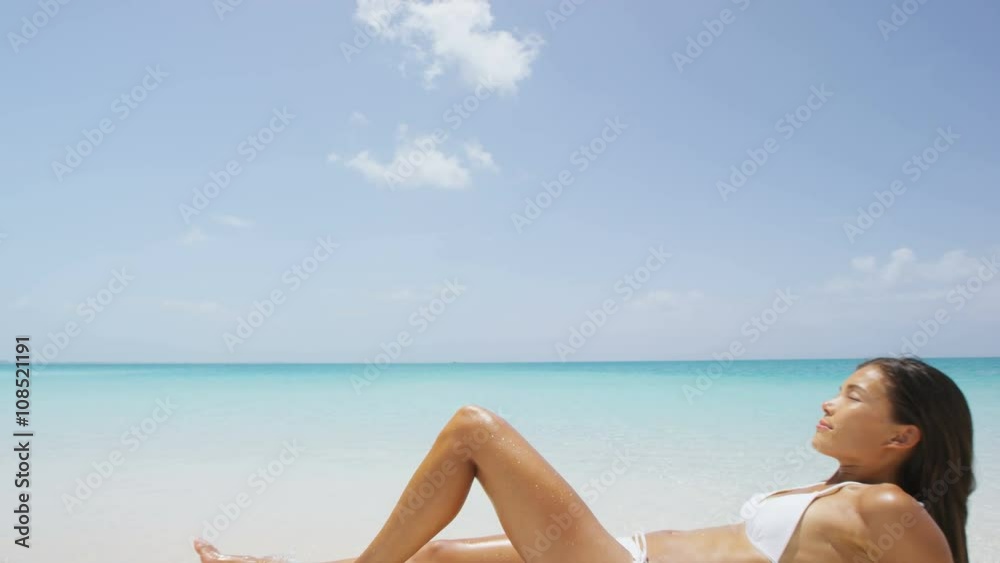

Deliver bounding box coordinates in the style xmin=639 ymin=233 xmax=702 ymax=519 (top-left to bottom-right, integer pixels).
xmin=13 ymin=355 xmax=1000 ymax=366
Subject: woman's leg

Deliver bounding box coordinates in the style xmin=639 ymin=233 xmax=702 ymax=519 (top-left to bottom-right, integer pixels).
xmin=196 ymin=405 xmax=632 ymax=563
xmin=346 ymin=405 xmax=631 ymax=563
xmin=330 ymin=534 xmax=523 ymax=563
xmin=196 ymin=534 xmax=523 ymax=563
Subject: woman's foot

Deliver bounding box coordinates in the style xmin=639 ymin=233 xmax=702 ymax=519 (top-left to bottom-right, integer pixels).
xmin=193 ymin=538 xmax=291 ymax=563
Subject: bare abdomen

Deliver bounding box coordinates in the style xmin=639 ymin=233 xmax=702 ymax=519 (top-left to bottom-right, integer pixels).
xmin=645 ymin=523 xmax=771 ymax=563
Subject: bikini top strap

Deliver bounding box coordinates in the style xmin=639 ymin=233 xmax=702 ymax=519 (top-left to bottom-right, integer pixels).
xmin=762 ymin=481 xmax=826 ymax=501
xmin=816 ymin=480 xmax=865 ymax=494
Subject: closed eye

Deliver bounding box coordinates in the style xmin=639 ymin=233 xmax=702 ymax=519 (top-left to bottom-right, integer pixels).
xmin=839 ymin=385 xmax=864 ymax=402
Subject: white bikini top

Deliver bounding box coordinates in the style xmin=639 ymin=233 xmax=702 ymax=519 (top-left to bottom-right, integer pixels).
xmin=740 ymin=481 xmax=925 ymax=563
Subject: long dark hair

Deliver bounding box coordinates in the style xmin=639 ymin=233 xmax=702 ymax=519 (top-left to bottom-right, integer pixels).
xmin=858 ymin=357 xmax=975 ymax=563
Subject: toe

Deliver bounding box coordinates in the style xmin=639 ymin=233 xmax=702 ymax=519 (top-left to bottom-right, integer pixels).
xmin=193 ymin=537 xmax=220 ymax=560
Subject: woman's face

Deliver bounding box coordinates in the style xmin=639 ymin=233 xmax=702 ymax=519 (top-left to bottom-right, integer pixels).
xmin=812 ymin=365 xmax=905 ymax=461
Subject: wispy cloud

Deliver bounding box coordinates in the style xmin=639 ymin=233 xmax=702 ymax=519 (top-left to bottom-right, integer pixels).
xmin=631 ymin=289 xmax=705 ymax=310
xmin=822 ymin=247 xmax=982 ymax=295
xmin=343 ymin=127 xmax=481 ymax=190
xmin=371 ymin=285 xmax=451 ymax=302
xmin=214 ymin=214 xmax=254 ymax=229
xmin=820 ymin=247 xmax=997 ymax=300
xmin=9 ymin=296 xmax=29 ymax=310
xmin=383 ymin=289 xmax=416 ymax=301
xmin=161 ymin=300 xmax=222 ymax=315
xmin=349 ymin=111 xmax=369 ymax=127
xmin=355 ymin=0 xmax=543 ymax=93
xmin=180 ymin=226 xmax=208 ymax=245
xmin=464 ymin=140 xmax=498 ymax=171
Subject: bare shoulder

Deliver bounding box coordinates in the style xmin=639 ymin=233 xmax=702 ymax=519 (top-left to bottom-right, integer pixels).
xmin=852 ymin=483 xmax=953 ymax=563
xmin=855 ymin=482 xmax=921 ymax=513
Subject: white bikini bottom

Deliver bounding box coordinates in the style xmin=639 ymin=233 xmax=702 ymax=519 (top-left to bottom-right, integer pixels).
xmin=616 ymin=531 xmax=648 ymax=563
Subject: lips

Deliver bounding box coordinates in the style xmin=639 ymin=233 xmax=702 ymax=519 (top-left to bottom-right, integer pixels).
xmin=817 ymin=419 xmax=833 ymax=430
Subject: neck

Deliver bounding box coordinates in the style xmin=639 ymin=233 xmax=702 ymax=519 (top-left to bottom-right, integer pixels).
xmin=829 ymin=464 xmax=899 ymax=485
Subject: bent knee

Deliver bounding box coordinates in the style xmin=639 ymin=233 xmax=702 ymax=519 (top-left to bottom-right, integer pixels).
xmin=452 ymin=404 xmax=501 ymax=430
xmin=410 ymin=539 xmax=464 ymax=563
xmin=446 ymin=405 xmax=504 ymax=452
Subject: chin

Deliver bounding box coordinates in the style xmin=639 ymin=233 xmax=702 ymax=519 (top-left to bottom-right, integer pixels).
xmin=810 ymin=435 xmax=843 ymax=462
xmin=811 ymin=433 xmax=830 ymax=454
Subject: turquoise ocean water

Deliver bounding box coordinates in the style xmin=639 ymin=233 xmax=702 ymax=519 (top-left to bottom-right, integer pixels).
xmin=4 ymin=358 xmax=998 ymax=562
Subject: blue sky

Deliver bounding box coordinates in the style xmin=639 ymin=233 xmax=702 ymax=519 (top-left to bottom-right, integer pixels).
xmin=1 ymin=0 xmax=998 ymax=363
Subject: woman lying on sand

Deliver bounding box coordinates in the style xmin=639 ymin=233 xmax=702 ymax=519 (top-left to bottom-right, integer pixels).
xmin=194 ymin=356 xmax=974 ymax=563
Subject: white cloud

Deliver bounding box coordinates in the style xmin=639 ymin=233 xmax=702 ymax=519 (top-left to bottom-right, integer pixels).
xmin=464 ymin=140 xmax=497 ymax=171
xmin=850 ymin=256 xmax=877 ymax=273
xmin=355 ymin=0 xmax=543 ymax=93
xmin=822 ymin=247 xmax=995 ymax=298
xmin=369 ymin=285 xmax=455 ymax=302
xmin=326 ymin=152 xmax=341 ymax=163
xmin=395 ymin=123 xmax=409 ymax=140
xmin=344 ymin=128 xmax=479 ymax=190
xmin=631 ymin=289 xmax=705 ymax=310
xmin=180 ymin=226 xmax=208 ymax=245
xmin=388 ymin=289 xmax=414 ymax=301
xmin=378 ymin=288 xmax=419 ymax=302
xmin=214 ymin=214 xmax=254 ymax=228
xmin=162 ymin=300 xmax=222 ymax=315
xmin=349 ymin=111 xmax=369 ymax=127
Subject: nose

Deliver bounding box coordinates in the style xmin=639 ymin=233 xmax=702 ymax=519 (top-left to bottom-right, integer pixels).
xmin=822 ymin=400 xmax=834 ymax=414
